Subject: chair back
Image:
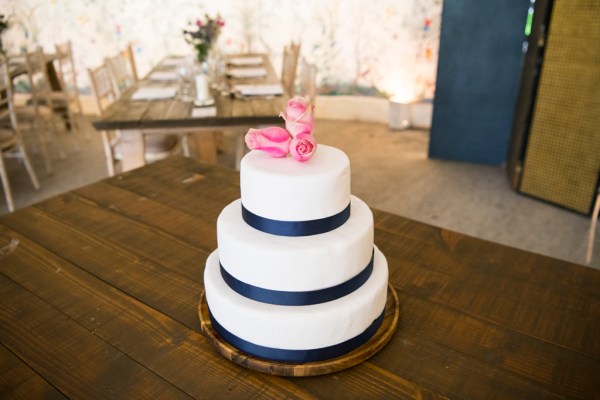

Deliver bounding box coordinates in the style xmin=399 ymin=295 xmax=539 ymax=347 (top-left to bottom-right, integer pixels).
xmin=0 ymin=54 xmax=18 ymax=134
xmin=23 ymin=47 xmax=55 ymax=113
xmin=299 ymin=58 xmax=317 ymax=104
xmin=106 ymin=52 xmax=135 ymax=96
xmin=281 ymin=42 xmax=301 ymax=96
xmin=54 ymin=41 xmax=83 ymax=114
xmin=88 ymin=63 xmax=117 ymax=114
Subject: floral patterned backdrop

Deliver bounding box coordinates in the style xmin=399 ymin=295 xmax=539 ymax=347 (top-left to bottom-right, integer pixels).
xmin=0 ymin=0 xmax=442 ymax=100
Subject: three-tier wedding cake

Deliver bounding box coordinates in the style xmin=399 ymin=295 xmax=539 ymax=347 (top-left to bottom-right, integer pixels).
xmin=203 ymin=98 xmax=389 ymax=363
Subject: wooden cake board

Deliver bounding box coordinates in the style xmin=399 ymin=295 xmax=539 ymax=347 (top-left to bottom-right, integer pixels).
xmin=198 ymin=284 xmax=399 ymax=377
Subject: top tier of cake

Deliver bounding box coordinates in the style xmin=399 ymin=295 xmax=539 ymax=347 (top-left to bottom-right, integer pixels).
xmin=240 ymin=145 xmax=351 ymax=222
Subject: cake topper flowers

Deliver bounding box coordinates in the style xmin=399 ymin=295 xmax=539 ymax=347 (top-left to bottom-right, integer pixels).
xmin=245 ymin=97 xmax=317 ymax=162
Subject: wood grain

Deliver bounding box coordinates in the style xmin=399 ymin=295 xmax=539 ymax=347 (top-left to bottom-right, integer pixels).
xmin=92 ymin=54 xmax=286 ymax=131
xmin=1 ymin=156 xmax=599 ymax=399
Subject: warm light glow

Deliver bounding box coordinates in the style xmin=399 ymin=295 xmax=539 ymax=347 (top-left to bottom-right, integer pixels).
xmin=381 ymin=75 xmax=417 ymax=104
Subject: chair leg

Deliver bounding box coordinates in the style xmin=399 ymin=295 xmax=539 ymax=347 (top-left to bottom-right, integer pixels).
xmin=0 ymin=155 xmax=15 ymax=212
xmin=36 ymin=119 xmax=54 ymax=174
xmin=18 ymin=138 xmax=40 ymax=190
xmin=181 ymin=134 xmax=190 ymax=157
xmin=101 ymin=130 xmax=115 ymax=177
xmin=64 ymin=107 xmax=81 ymax=152
xmin=46 ymin=114 xmax=67 ymax=160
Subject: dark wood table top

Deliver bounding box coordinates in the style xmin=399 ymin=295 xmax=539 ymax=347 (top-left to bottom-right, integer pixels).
xmin=0 ymin=156 xmax=598 ymax=399
xmin=92 ymin=54 xmax=287 ymax=132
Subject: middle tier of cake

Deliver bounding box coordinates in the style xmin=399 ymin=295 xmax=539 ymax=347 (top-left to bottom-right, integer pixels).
xmin=218 ymin=196 xmax=374 ymax=293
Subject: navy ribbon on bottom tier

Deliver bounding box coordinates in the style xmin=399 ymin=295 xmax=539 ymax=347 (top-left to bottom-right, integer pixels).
xmin=241 ymin=202 xmax=351 ymax=237
xmin=208 ymin=308 xmax=385 ymax=363
xmin=220 ymin=248 xmax=374 ymax=306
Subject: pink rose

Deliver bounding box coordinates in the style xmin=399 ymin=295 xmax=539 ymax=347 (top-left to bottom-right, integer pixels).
xmin=279 ymin=96 xmax=314 ymax=137
xmin=289 ymin=133 xmax=317 ymax=162
xmin=245 ymin=127 xmax=291 ymax=157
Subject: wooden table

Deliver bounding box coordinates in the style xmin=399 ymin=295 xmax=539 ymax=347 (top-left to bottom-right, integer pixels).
xmin=0 ymin=157 xmax=598 ymax=399
xmin=91 ymin=54 xmax=287 ymax=170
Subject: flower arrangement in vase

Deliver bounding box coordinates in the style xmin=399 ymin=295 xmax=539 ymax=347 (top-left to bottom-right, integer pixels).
xmin=183 ymin=14 xmax=224 ymax=64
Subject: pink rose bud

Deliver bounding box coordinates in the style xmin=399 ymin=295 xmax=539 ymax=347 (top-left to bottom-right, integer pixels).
xmin=279 ymin=96 xmax=314 ymax=137
xmin=289 ymin=132 xmax=317 ymax=162
xmin=245 ymin=127 xmax=291 ymax=158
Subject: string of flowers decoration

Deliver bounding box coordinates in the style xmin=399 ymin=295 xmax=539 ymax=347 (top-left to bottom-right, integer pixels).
xmin=245 ymin=97 xmax=317 ymax=162
xmin=183 ymin=14 xmax=224 ymax=63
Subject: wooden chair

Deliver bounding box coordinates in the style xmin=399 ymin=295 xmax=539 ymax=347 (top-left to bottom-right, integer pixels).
xmin=281 ymin=42 xmax=301 ymax=97
xmin=299 ymin=57 xmax=317 ymax=104
xmin=88 ymin=63 xmax=179 ymax=177
xmin=0 ymin=54 xmax=40 ymax=212
xmin=53 ymin=41 xmax=83 ymax=139
xmin=105 ymin=52 xmax=136 ymax=96
xmin=21 ymin=48 xmax=66 ymax=172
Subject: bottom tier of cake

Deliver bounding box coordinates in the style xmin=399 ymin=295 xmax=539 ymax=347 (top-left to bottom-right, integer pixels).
xmin=204 ymin=247 xmax=389 ymax=362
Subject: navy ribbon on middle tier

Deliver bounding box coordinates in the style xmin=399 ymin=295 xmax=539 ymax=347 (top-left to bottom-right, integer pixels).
xmin=220 ymin=248 xmax=375 ymax=306
xmin=241 ymin=202 xmax=351 ymax=237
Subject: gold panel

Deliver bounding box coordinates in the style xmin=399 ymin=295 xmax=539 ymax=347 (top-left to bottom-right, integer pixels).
xmin=520 ymin=0 xmax=600 ymax=214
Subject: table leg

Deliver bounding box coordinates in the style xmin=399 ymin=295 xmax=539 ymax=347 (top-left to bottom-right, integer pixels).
xmin=194 ymin=131 xmax=217 ymax=165
xmin=119 ymin=130 xmax=146 ymax=172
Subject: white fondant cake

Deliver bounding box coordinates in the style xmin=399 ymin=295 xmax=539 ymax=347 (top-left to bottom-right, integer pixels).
xmin=204 ymin=144 xmax=389 ymax=363
xmin=205 ymin=247 xmax=388 ymax=350
xmin=240 ymin=145 xmax=350 ymax=221
xmin=218 ymin=196 xmax=373 ymax=291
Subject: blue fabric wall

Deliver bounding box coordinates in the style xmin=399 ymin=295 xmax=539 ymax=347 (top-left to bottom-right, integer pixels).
xmin=429 ymin=0 xmax=530 ymax=165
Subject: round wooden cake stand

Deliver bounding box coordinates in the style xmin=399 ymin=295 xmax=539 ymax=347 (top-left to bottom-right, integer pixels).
xmin=198 ymin=284 xmax=399 ymax=377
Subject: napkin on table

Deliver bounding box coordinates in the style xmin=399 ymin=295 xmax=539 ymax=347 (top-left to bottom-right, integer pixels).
xmin=191 ymin=106 xmax=217 ymax=118
xmin=227 ymin=68 xmax=267 ymax=78
xmin=148 ymin=71 xmax=178 ymax=81
xmin=228 ymin=56 xmax=263 ymax=66
xmin=131 ymin=86 xmax=178 ymax=100
xmin=233 ymin=84 xmax=284 ymax=96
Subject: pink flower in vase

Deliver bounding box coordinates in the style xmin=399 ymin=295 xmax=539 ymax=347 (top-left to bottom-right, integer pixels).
xmin=289 ymin=132 xmax=317 ymax=162
xmin=245 ymin=127 xmax=291 ymax=157
xmin=279 ymin=96 xmax=315 ymax=137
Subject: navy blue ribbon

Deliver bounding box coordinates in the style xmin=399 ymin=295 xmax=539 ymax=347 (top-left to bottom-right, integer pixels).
xmin=209 ymin=308 xmax=385 ymax=363
xmin=220 ymin=249 xmax=374 ymax=306
xmin=241 ymin=203 xmax=351 ymax=237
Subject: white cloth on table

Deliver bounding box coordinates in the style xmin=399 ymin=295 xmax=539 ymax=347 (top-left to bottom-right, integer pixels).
xmin=228 ymin=56 xmax=263 ymax=66
xmin=191 ymin=106 xmax=217 ymax=118
xmin=233 ymin=84 xmax=284 ymax=96
xmin=227 ymin=68 xmax=267 ymax=78
xmin=148 ymin=71 xmax=178 ymax=81
xmin=131 ymin=86 xmax=178 ymax=100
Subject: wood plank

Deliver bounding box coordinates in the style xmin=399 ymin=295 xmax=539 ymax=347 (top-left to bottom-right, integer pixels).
xmin=0 ymin=344 xmax=68 ymax=400
xmin=376 ymin=231 xmax=600 ymax=357
xmin=75 ymin=181 xmax=217 ymax=250
xmin=0 ymin=226 xmax=315 ymax=400
xmin=0 ymin=276 xmax=193 ymax=400
xmin=0 ymin=207 xmax=204 ymax=332
xmin=372 ymin=209 xmax=600 ymax=293
xmin=392 ymin=291 xmax=599 ymax=398
xmin=372 ymin=326 xmax=566 ymax=400
xmin=0 ymin=224 xmax=441 ymax=399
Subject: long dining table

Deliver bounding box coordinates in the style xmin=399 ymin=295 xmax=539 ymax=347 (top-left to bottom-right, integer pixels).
xmin=0 ymin=156 xmax=598 ymax=399
xmin=91 ymin=53 xmax=287 ymax=171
